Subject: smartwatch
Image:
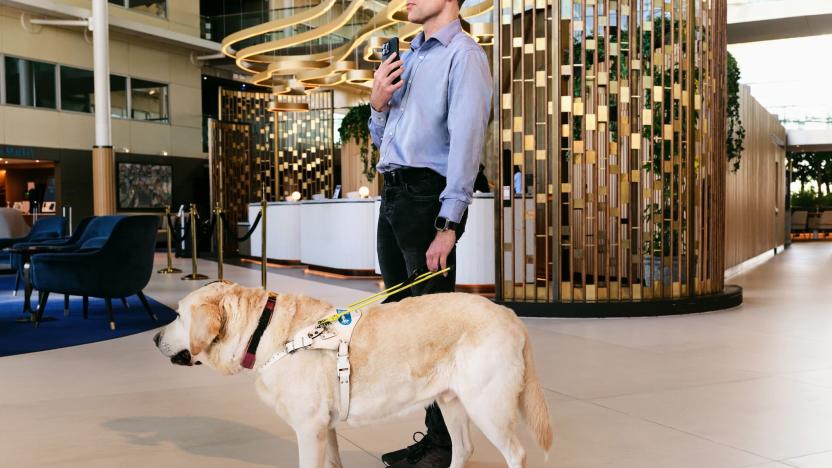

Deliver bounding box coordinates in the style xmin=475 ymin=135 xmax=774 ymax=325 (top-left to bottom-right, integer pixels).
xmin=434 ymin=216 xmax=458 ymax=232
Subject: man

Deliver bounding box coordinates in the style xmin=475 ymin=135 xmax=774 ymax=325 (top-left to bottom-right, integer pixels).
xmin=367 ymin=0 xmax=492 ymax=464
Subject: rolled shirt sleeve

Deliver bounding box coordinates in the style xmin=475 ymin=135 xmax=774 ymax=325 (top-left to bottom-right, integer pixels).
xmin=439 ymin=49 xmax=493 ymax=223
xmin=368 ymin=107 xmax=389 ymax=149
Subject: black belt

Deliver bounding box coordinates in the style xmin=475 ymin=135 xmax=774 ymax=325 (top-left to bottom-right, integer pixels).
xmin=382 ymin=167 xmax=443 ymax=187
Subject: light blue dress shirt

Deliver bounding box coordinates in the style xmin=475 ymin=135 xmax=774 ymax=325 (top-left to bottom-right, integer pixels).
xmin=368 ymin=19 xmax=492 ymax=223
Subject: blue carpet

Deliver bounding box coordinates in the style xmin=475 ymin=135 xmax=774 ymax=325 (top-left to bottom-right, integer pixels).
xmin=0 ymin=275 xmax=176 ymax=356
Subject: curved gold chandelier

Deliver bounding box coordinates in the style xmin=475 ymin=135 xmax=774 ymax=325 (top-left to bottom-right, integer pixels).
xmin=221 ymin=0 xmax=494 ymax=93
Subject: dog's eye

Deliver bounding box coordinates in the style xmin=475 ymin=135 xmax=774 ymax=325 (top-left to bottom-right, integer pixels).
xmin=212 ymin=336 xmax=220 ymax=344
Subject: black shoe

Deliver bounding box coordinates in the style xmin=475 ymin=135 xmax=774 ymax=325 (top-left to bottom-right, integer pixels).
xmin=383 ymin=432 xmax=452 ymax=468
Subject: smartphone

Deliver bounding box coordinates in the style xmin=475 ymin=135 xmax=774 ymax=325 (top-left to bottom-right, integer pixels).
xmin=381 ymin=37 xmax=401 ymax=85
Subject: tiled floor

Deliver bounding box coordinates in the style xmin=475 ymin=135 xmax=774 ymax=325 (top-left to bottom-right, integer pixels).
xmin=1 ymin=242 xmax=831 ymax=467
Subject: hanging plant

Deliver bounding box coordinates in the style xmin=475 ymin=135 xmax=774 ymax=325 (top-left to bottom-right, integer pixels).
xmin=727 ymin=52 xmax=746 ymax=173
xmin=339 ymin=103 xmax=380 ymax=182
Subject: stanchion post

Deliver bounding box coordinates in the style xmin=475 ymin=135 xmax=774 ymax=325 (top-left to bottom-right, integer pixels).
xmin=158 ymin=205 xmax=182 ymax=274
xmin=261 ymin=199 xmax=267 ymax=290
xmin=214 ymin=202 xmax=224 ymax=281
xmin=182 ymin=204 xmax=209 ymax=281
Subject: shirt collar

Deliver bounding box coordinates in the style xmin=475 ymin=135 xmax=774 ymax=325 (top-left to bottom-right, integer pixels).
xmin=410 ymin=19 xmax=462 ymax=50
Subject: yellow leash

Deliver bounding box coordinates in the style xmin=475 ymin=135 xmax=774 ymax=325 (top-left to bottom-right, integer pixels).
xmin=317 ymin=267 xmax=452 ymax=326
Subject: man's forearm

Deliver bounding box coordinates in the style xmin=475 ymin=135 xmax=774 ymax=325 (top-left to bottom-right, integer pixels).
xmin=368 ymin=108 xmax=389 ymax=149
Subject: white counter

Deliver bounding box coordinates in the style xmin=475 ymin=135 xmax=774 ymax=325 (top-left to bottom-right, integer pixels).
xmin=248 ymin=202 xmax=301 ymax=262
xmin=457 ymin=194 xmax=495 ymax=286
xmin=373 ymin=194 xmax=495 ymax=287
xmin=300 ymin=199 xmax=377 ymax=271
xmin=249 ymin=196 xmax=496 ymax=286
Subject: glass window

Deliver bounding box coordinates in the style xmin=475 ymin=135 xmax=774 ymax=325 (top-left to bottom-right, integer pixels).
xmin=3 ymin=57 xmax=56 ymax=109
xmin=111 ymin=75 xmax=128 ymax=118
xmin=60 ymin=66 xmax=95 ymax=113
xmin=108 ymin=0 xmax=167 ymax=19
xmin=131 ymin=78 xmax=169 ymax=123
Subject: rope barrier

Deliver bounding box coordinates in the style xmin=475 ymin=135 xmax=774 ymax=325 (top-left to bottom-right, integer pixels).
xmin=219 ymin=211 xmax=262 ymax=243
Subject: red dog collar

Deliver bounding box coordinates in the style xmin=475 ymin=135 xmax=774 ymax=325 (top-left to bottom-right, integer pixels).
xmin=241 ymin=294 xmax=276 ymax=369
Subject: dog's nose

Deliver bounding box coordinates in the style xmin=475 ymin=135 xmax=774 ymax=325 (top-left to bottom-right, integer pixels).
xmin=153 ymin=332 xmax=161 ymax=347
xmin=171 ymin=349 xmax=193 ymax=366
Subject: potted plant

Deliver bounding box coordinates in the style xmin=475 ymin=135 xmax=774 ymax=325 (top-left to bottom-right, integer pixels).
xmin=338 ymin=103 xmax=380 ymax=183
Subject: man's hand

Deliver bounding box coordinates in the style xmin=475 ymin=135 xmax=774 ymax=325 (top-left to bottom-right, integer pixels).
xmin=370 ymin=53 xmax=405 ymax=113
xmin=426 ymin=230 xmax=457 ymax=274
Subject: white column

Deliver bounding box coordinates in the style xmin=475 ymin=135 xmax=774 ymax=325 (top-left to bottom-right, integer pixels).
xmin=92 ymin=0 xmax=112 ymax=146
xmin=91 ymin=0 xmax=116 ymax=215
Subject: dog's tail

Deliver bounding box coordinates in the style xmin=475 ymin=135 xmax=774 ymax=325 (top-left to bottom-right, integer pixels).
xmin=520 ymin=328 xmax=553 ymax=455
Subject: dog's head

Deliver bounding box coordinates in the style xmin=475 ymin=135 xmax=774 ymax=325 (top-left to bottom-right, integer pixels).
xmin=154 ymin=282 xmax=268 ymax=375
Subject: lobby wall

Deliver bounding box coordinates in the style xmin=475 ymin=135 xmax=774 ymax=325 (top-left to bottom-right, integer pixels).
xmin=0 ymin=5 xmax=205 ymax=159
xmin=0 ymin=144 xmax=208 ymax=229
xmin=724 ymin=85 xmax=787 ymax=269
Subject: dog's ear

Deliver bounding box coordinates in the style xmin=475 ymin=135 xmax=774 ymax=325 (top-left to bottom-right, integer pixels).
xmin=189 ymin=303 xmax=223 ymax=356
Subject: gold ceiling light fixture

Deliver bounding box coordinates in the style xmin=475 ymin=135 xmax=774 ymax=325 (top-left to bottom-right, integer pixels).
xmin=221 ymin=0 xmax=493 ymax=90
xmin=234 ymin=0 xmax=367 ymax=68
xmin=268 ymin=84 xmax=310 ymax=112
xmin=469 ymin=22 xmax=494 ymax=45
xmin=346 ymin=69 xmax=374 ymax=84
xmin=363 ymin=36 xmax=388 ymax=63
xmin=268 ymin=97 xmax=310 ymax=113
xmin=220 ymin=0 xmax=339 ymax=58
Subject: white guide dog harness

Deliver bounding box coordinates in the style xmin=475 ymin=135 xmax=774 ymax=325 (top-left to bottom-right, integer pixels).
xmin=241 ymin=269 xmax=449 ymax=421
xmin=257 ymin=309 xmax=363 ymax=421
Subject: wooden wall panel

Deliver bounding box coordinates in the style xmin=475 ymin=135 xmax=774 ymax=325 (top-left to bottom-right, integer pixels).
xmin=724 ymin=85 xmax=787 ymax=269
xmin=339 ymin=140 xmax=380 ymax=197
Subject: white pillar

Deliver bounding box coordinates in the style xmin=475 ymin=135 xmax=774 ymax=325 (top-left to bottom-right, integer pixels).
xmin=91 ymin=0 xmax=116 ymax=214
xmin=92 ymin=0 xmax=112 ymax=146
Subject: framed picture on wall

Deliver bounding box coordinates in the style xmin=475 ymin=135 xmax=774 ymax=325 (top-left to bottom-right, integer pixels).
xmin=116 ymin=162 xmax=173 ymax=211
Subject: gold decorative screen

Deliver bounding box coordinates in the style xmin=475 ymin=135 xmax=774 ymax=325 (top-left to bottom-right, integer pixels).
xmin=219 ymin=89 xmax=277 ymax=201
xmin=497 ymin=0 xmax=727 ymax=303
xmin=208 ymin=120 xmax=252 ymax=251
xmin=275 ymin=91 xmax=335 ymax=199
xmin=217 ymin=88 xmax=335 ymax=202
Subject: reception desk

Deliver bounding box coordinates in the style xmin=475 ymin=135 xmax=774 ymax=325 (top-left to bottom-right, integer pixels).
xmin=299 ymin=199 xmax=376 ymax=272
xmin=248 ymin=195 xmax=495 ymax=287
xmin=373 ymin=194 xmax=495 ymax=289
xmin=247 ymin=202 xmax=301 ymax=262
xmin=248 ymin=199 xmax=376 ymax=272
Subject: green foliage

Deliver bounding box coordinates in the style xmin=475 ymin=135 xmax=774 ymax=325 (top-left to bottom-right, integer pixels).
xmin=790 ymin=151 xmax=832 ymax=200
xmin=338 ymin=103 xmax=379 ymax=183
xmin=790 ymin=189 xmax=827 ymax=211
xmin=727 ymin=53 xmax=746 ymax=172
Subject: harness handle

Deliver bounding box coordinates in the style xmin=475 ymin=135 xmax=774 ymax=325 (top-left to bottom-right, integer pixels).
xmin=318 ymin=267 xmax=453 ymax=326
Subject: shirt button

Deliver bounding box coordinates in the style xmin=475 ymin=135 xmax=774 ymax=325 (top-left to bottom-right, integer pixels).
xmin=419 ymin=55 xmax=424 ymax=59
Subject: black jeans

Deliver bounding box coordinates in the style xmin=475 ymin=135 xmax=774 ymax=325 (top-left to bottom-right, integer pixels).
xmin=377 ymin=167 xmax=468 ymax=448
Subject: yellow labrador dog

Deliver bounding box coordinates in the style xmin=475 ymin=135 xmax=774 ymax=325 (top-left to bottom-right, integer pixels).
xmin=154 ymin=282 xmax=552 ymax=468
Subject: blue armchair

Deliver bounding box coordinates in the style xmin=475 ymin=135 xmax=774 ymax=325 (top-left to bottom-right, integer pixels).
xmin=0 ymin=216 xmax=67 ymax=269
xmin=15 ymin=216 xmax=126 ymax=317
xmin=10 ymin=216 xmax=94 ymax=296
xmin=30 ymin=216 xmax=159 ymax=329
xmin=0 ymin=216 xmax=67 ymax=250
